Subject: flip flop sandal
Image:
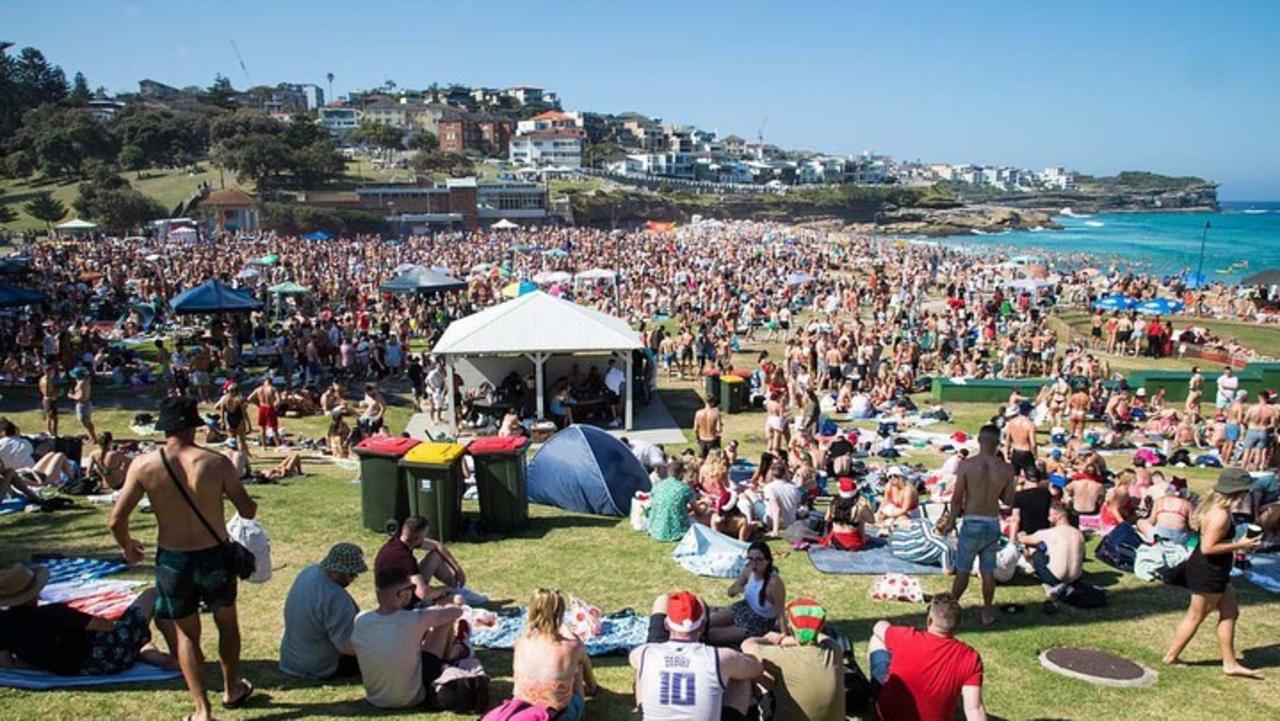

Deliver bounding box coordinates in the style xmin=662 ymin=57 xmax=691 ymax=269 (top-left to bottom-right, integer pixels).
xmin=223 ymin=679 xmax=254 ymax=709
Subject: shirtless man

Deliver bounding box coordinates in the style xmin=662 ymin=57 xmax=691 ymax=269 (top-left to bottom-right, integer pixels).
xmin=38 ymin=365 xmax=58 ymax=436
xmin=1186 ymin=367 xmax=1204 ymax=415
xmin=67 ymin=366 xmax=97 ymax=444
xmin=693 ymin=395 xmax=723 ymax=459
xmin=1064 ymin=472 xmax=1105 ymax=516
xmin=1004 ymin=403 xmax=1038 ymax=479
xmin=1067 ymin=384 xmax=1090 ymax=440
xmin=87 ymin=432 xmax=130 ymax=490
xmin=950 ymin=425 xmax=1016 ymax=625
xmin=246 ymin=378 xmax=281 ymax=449
xmin=108 ymin=396 xmax=258 ymax=721
xmin=357 ymin=383 xmax=386 ymax=437
xmin=1222 ymin=391 xmax=1247 ymax=465
xmin=1017 ymin=502 xmax=1085 ymax=611
xmin=1242 ymin=392 xmax=1278 ymax=471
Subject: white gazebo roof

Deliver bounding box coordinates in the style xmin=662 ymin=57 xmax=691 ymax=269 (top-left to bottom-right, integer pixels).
xmin=55 ymin=218 xmax=97 ymax=230
xmin=574 ymin=268 xmax=618 ymax=281
xmin=490 ymin=218 xmax=519 ymax=230
xmin=432 ymin=291 xmax=640 ymax=356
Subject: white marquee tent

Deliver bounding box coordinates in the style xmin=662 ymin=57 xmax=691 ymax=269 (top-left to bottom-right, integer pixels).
xmin=431 ymin=291 xmax=642 ymax=429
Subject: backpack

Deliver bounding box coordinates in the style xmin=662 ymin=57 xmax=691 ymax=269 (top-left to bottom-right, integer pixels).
xmin=1060 ymin=580 xmax=1107 ymax=608
xmin=479 ymin=698 xmax=557 ymax=721
xmin=1095 ymin=522 xmax=1144 ymax=573
xmin=226 ymin=514 xmax=272 ymax=584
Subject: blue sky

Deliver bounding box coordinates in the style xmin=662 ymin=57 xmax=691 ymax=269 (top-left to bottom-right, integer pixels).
xmin=4 ymin=0 xmax=1278 ymax=199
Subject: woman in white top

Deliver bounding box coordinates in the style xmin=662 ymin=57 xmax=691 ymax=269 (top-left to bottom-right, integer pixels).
xmin=707 ymin=541 xmax=787 ymax=645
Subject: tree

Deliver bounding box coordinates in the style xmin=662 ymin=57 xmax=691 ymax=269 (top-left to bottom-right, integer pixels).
xmin=23 ymin=192 xmax=67 ymax=233
xmin=0 ymin=43 xmax=69 ymax=140
xmin=118 ymin=145 xmax=146 ymax=178
xmin=348 ymin=120 xmax=404 ymax=151
xmin=202 ymin=74 xmax=238 ymax=109
xmin=74 ymin=183 xmax=165 ymax=231
xmin=0 ymin=201 xmax=17 ymax=227
xmin=408 ymin=131 xmax=438 ymax=152
xmin=69 ymin=71 xmax=91 ymax=103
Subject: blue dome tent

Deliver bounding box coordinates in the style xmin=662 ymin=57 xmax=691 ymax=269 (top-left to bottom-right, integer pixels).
xmin=169 ymin=279 xmax=263 ymax=315
xmin=528 ymin=425 xmax=650 ymax=516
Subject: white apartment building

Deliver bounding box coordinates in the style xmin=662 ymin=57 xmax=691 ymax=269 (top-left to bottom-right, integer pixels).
xmin=319 ymin=107 xmax=359 ymax=137
xmin=509 ymin=131 xmax=582 ymax=168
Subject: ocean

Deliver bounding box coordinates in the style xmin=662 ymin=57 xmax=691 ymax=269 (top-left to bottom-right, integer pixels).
xmin=937 ymin=201 xmax=1280 ymax=281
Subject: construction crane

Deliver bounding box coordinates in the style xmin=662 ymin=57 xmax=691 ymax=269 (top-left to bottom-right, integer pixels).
xmin=229 ymin=40 xmax=252 ymax=86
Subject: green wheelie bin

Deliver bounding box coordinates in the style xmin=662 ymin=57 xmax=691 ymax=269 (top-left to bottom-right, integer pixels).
xmin=353 ymin=436 xmax=421 ymax=534
xmin=719 ymin=374 xmax=748 ymax=414
xmin=399 ymin=442 xmax=468 ymax=543
xmin=702 ymin=368 xmax=721 ymax=404
xmin=468 ymin=436 xmax=531 ymax=533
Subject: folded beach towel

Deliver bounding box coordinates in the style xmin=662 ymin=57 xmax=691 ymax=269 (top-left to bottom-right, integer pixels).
xmin=32 ymin=556 xmax=129 ymax=584
xmin=809 ymin=543 xmax=945 ymax=576
xmin=470 ymin=608 xmax=648 ymax=656
xmin=672 ymin=524 xmax=749 ymax=578
xmin=0 ymin=662 xmax=180 ymax=690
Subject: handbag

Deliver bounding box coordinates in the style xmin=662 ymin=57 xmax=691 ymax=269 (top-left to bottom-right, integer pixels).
xmin=159 ymin=450 xmax=257 ymax=580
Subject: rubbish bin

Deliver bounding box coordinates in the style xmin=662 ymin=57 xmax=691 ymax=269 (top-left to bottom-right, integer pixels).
xmin=353 ymin=437 xmax=421 ymax=534
xmin=702 ymin=368 xmax=721 ymax=403
xmin=399 ymin=442 xmax=468 ymax=543
xmin=719 ymin=374 xmax=748 ymax=414
xmin=468 ymin=436 xmax=531 ymax=533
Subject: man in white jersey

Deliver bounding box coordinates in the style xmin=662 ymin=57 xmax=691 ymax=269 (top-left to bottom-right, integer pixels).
xmin=630 ymin=591 xmax=762 ymax=721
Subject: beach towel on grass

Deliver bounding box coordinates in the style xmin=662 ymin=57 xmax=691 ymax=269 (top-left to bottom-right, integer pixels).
xmin=41 ymin=580 xmax=144 ymax=620
xmin=32 ymin=556 xmax=129 ymax=584
xmin=470 ymin=608 xmax=648 ymax=656
xmin=0 ymin=497 xmax=24 ymax=515
xmin=672 ymin=524 xmax=749 ymax=578
xmin=1244 ymin=553 xmax=1280 ymax=593
xmin=0 ymin=662 xmax=180 ymax=690
xmin=809 ymin=544 xmax=945 ymax=576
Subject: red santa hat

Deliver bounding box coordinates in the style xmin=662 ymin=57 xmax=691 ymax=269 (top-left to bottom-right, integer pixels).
xmin=838 ymin=477 xmax=857 ymax=499
xmin=665 ymin=591 xmax=706 ymax=633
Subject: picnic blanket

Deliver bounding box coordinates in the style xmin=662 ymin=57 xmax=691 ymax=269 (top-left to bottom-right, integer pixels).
xmin=1244 ymin=553 xmax=1280 ymax=593
xmin=32 ymin=556 xmax=129 ymax=584
xmin=673 ymin=524 xmax=749 ymax=578
xmin=0 ymin=662 xmax=180 ymax=690
xmin=809 ymin=543 xmax=945 ymax=576
xmin=0 ymin=497 xmax=24 ymax=515
xmin=41 ymin=580 xmax=144 ymax=620
xmin=470 ymin=608 xmax=648 ymax=656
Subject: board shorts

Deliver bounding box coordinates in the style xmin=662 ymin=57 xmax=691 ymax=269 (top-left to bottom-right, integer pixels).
xmin=155 ymin=544 xmax=237 ymax=620
xmin=1225 ymin=423 xmax=1241 ymax=442
xmin=75 ymin=401 xmax=93 ymax=424
xmin=257 ymin=405 xmax=279 ymax=429
xmin=955 ymin=516 xmax=1003 ymax=573
xmin=1243 ymin=428 xmax=1269 ymax=450
xmin=1010 ymin=449 xmax=1037 ymax=477
xmin=81 ymin=605 xmax=151 ymax=675
xmin=41 ymin=398 xmax=57 ymax=419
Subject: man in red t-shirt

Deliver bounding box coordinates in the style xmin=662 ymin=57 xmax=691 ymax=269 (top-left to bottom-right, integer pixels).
xmin=868 ymin=594 xmax=987 ymax=721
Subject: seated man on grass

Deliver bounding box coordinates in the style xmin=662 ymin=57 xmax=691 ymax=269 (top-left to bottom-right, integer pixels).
xmin=0 ymin=417 xmax=75 ymax=488
xmin=279 ymin=543 xmax=367 ymax=680
xmin=0 ymin=563 xmax=177 ymax=675
xmin=374 ymin=516 xmax=466 ymax=606
xmin=352 ymin=568 xmax=463 ymax=709
xmin=869 ymin=594 xmax=987 ymax=721
xmin=742 ymin=598 xmax=845 ymax=721
xmin=1016 ymin=501 xmax=1085 ymax=612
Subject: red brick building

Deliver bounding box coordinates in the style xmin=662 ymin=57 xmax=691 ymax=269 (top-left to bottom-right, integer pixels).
xmin=437 ymin=110 xmax=514 ymax=157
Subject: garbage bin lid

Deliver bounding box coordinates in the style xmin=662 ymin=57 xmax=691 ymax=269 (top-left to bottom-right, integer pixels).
xmin=468 ymin=436 xmax=530 ymax=454
xmin=403 ymin=441 xmax=467 ymax=465
xmin=355 ymin=436 xmax=421 ymax=457
xmin=719 ymin=374 xmax=745 ymax=384
xmin=702 ymin=368 xmax=722 ymax=377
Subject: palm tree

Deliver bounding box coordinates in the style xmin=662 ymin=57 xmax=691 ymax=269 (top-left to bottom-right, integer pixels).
xmin=23 ymin=192 xmax=67 ymax=235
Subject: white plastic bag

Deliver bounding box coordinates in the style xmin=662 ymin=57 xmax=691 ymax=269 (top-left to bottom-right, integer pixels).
xmin=226 ymin=514 xmax=272 ymax=583
xmin=630 ymin=492 xmax=651 ymax=532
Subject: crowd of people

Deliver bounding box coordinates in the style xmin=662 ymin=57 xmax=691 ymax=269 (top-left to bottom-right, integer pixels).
xmin=1 ymin=219 xmax=1279 ymax=721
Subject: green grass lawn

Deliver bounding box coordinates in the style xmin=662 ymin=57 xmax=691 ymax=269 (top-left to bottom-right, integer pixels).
xmin=1057 ymin=310 xmax=1280 ymax=361
xmin=2 ymin=341 xmax=1280 ymax=720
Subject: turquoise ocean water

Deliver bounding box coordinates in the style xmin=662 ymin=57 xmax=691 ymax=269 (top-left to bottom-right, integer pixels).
xmin=938 ymin=201 xmax=1280 ymax=282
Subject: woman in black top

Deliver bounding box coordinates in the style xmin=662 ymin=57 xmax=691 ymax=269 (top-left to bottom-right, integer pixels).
xmin=1164 ymin=469 xmax=1262 ymax=677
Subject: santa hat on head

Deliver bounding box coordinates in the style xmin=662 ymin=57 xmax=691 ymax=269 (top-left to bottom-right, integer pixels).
xmin=838 ymin=477 xmax=857 ymax=499
xmin=665 ymin=591 xmax=706 ymax=633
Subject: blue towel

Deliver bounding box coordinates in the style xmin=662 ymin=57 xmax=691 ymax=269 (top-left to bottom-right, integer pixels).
xmin=32 ymin=556 xmax=129 ymax=584
xmin=1245 ymin=553 xmax=1280 ymax=593
xmin=809 ymin=544 xmax=945 ymax=576
xmin=0 ymin=497 xmax=24 ymax=515
xmin=673 ymin=524 xmax=749 ymax=578
xmin=0 ymin=663 xmax=180 ymax=690
xmin=471 ymin=609 xmax=648 ymax=656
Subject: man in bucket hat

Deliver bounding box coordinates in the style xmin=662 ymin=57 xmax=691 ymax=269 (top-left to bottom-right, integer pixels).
xmin=631 ymin=590 xmax=762 ymax=720
xmin=109 ymin=396 xmax=259 ymax=719
xmin=742 ymin=598 xmax=845 ymax=721
xmin=0 ymin=563 xmax=177 ymax=676
xmin=280 ymin=543 xmax=368 ymax=680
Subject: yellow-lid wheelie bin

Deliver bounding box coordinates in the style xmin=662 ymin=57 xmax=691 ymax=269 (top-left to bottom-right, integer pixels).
xmin=353 ymin=437 xmax=421 ymax=534
xmin=468 ymin=436 xmax=531 ymax=533
xmin=399 ymin=442 xmax=467 ymax=543
xmin=719 ymin=374 xmax=748 ymax=414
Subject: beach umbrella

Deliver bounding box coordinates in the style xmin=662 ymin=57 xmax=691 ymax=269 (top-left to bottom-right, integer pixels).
xmin=169 ymin=279 xmax=262 ymax=315
xmin=1093 ymin=295 xmax=1137 ymax=311
xmin=0 ymin=282 xmax=47 ymax=308
xmin=501 ymin=280 xmax=539 ymax=298
xmin=542 ymin=248 xmax=570 ymax=258
xmin=303 ymin=230 xmax=333 ymax=241
xmin=247 ymin=253 xmax=279 ymax=267
xmin=1242 ymin=269 xmax=1280 ymax=287
xmin=491 ymin=218 xmax=519 ymax=230
xmin=1136 ymin=298 xmax=1184 ymax=315
xmin=786 ymin=272 xmax=816 ymax=286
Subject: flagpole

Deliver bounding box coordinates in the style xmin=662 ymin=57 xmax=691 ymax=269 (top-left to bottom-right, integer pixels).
xmin=1196 ymin=219 xmax=1211 ymax=282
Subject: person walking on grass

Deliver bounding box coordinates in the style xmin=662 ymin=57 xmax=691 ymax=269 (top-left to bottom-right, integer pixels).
xmin=949 ymin=424 xmax=1016 ymax=626
xmin=109 ymin=397 xmax=259 ymax=721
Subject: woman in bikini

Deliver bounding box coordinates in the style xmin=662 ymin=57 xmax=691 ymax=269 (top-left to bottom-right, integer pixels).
xmin=86 ymin=432 xmax=131 ymax=490
xmin=512 ymin=589 xmax=597 ymax=720
xmin=764 ymin=391 xmax=788 ymax=453
xmin=874 ymin=468 xmax=919 ymax=534
xmin=822 ymin=478 xmax=874 ymax=551
xmin=215 ymin=382 xmax=252 ymax=459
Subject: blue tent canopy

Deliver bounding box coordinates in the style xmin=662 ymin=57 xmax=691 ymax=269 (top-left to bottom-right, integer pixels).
xmin=303 ymin=230 xmax=333 ymax=241
xmin=1136 ymin=298 xmax=1184 ymax=315
xmin=380 ymin=265 xmax=467 ymax=294
xmin=0 ymin=282 xmax=47 ymax=308
xmin=528 ymin=425 xmax=651 ymax=516
xmin=169 ymin=279 xmax=263 ymax=315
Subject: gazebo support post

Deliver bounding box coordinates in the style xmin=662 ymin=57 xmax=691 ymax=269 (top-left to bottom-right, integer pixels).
xmin=623 ymin=351 xmax=633 ymax=430
xmin=445 ymin=355 xmax=458 ymax=438
xmin=525 ymin=352 xmax=548 ymax=420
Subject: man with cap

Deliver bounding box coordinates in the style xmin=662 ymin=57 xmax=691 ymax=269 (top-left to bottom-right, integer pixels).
xmin=742 ymin=599 xmax=845 ymax=721
xmin=279 ymin=543 xmax=368 ymax=680
xmin=631 ymin=590 xmax=763 ymax=721
xmin=0 ymin=563 xmax=177 ymax=676
xmin=109 ymin=396 xmax=258 ymax=720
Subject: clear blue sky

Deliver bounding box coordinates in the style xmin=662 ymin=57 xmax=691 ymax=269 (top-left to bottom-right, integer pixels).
xmin=5 ymin=0 xmax=1278 ymax=199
